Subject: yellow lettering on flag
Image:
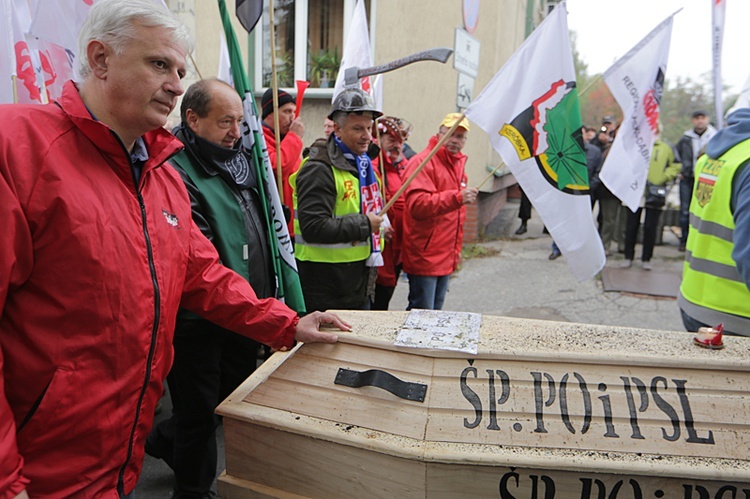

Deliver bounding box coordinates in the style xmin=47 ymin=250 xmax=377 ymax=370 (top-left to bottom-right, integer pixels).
xmin=499 ymin=124 xmax=531 ymax=161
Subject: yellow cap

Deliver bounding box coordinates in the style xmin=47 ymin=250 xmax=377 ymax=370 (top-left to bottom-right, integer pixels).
xmin=441 ymin=113 xmax=470 ymax=132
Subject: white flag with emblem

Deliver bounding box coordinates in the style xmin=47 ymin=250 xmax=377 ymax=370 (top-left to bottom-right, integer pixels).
xmin=465 ymin=2 xmax=604 ymax=281
xmin=599 ymin=14 xmax=675 ymax=212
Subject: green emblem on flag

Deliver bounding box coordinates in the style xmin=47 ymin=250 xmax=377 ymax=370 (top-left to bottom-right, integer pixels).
xmin=500 ymin=80 xmax=588 ymax=194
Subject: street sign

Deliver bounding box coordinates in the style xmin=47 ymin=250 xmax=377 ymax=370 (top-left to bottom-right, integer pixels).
xmin=462 ymin=0 xmax=480 ymax=34
xmin=456 ymin=72 xmax=474 ymax=109
xmin=453 ymin=27 xmax=480 ymax=78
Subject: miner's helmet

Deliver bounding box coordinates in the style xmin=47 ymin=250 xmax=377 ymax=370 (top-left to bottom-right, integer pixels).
xmin=328 ymin=88 xmax=382 ymax=120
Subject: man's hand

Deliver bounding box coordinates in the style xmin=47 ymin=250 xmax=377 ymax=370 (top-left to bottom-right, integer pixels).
xmin=383 ymin=226 xmax=395 ymax=241
xmin=294 ymin=311 xmax=351 ymax=344
xmin=461 ymin=187 xmax=479 ymax=204
xmin=15 ymin=491 xmax=29 ymax=499
xmin=367 ymin=212 xmax=384 ymax=233
xmin=289 ymin=118 xmax=305 ymax=139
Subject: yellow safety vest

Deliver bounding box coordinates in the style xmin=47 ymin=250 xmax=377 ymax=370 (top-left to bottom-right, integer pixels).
xmin=678 ymin=138 xmax=750 ymax=333
xmin=290 ymin=161 xmax=373 ymax=263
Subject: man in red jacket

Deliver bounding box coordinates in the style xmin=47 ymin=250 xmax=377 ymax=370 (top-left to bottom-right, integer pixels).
xmin=402 ymin=113 xmax=478 ymax=310
xmin=372 ymin=115 xmax=412 ymax=310
xmin=0 ymin=1 xmax=347 ymax=498
xmin=261 ymin=88 xmax=304 ymax=235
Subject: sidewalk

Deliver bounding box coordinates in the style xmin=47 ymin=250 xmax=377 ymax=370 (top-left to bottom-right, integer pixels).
xmin=389 ymin=199 xmax=686 ymax=332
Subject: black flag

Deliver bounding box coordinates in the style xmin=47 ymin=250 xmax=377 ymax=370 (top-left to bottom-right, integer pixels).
xmin=236 ymin=0 xmax=263 ymax=33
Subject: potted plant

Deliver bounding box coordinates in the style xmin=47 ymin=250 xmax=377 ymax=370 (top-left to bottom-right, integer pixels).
xmin=308 ymin=48 xmax=340 ymax=88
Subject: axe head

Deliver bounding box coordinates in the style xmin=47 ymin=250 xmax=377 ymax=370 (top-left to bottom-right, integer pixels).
xmin=344 ymin=67 xmax=361 ymax=87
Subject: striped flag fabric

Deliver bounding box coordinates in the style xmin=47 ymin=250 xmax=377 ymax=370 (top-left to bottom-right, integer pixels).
xmin=218 ymin=0 xmax=306 ymax=313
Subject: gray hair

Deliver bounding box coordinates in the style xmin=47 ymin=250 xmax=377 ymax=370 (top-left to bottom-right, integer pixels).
xmin=77 ymin=0 xmax=194 ymax=80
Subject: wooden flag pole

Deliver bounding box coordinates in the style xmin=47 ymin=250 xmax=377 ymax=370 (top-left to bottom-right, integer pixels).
xmin=375 ymin=122 xmax=387 ymax=204
xmin=189 ymin=53 xmax=203 ymax=80
xmin=475 ymin=161 xmax=505 ymax=190
xmin=11 ymin=75 xmax=18 ymax=104
xmin=268 ymin=0 xmax=285 ymax=204
xmin=577 ymin=74 xmax=602 ymax=99
xmin=379 ymin=112 xmax=465 ymax=216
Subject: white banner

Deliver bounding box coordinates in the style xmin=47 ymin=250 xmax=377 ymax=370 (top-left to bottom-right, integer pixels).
xmin=332 ymin=0 xmax=380 ymax=106
xmin=465 ymin=3 xmax=605 ymax=281
xmin=712 ymin=0 xmax=726 ymax=129
xmin=0 ymin=0 xmax=14 ymax=103
xmin=600 ymin=14 xmax=675 ymax=212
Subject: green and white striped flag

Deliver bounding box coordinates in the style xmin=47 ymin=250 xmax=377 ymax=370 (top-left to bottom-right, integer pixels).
xmin=218 ymin=0 xmax=306 ymax=313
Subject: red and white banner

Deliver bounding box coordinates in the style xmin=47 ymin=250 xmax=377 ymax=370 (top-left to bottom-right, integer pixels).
xmin=599 ymin=14 xmax=675 ymax=212
xmin=332 ymin=0 xmax=380 ymax=108
xmin=712 ymin=0 xmax=726 ymax=129
xmin=10 ymin=0 xmax=44 ymax=104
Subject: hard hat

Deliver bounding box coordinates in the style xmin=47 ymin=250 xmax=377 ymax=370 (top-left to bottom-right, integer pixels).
xmin=328 ymin=88 xmax=382 ymax=120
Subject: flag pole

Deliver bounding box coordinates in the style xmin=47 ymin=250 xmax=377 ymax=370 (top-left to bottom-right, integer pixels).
xmin=11 ymin=75 xmax=18 ymax=104
xmin=475 ymin=161 xmax=505 ymax=190
xmin=189 ymin=53 xmax=203 ymax=80
xmin=379 ymin=112 xmax=465 ymax=216
xmin=375 ymin=121 xmax=387 ymax=203
xmin=577 ymin=74 xmax=602 ymax=99
xmin=268 ymin=0 xmax=284 ymax=204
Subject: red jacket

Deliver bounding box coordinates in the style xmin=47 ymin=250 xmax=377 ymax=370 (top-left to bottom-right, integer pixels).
xmin=0 ymin=81 xmax=298 ymax=498
xmin=262 ymin=125 xmax=303 ymax=235
xmin=402 ymin=135 xmax=467 ymax=277
xmin=375 ymin=153 xmax=407 ymax=287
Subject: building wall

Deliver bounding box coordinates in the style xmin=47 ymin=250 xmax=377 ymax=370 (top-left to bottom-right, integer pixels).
xmin=168 ymin=0 xmax=532 ymax=239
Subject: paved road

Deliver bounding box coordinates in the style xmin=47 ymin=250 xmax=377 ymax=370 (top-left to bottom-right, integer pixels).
xmin=389 ymin=204 xmax=686 ymax=332
xmin=136 ymin=201 xmax=687 ymax=496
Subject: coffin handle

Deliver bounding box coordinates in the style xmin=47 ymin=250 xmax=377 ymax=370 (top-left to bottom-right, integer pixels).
xmin=334 ymin=368 xmax=427 ymax=403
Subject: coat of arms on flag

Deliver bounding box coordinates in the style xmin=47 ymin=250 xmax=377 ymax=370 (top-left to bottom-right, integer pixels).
xmin=465 ymin=1 xmax=605 ymax=282
xmin=499 ymin=79 xmax=588 ymax=194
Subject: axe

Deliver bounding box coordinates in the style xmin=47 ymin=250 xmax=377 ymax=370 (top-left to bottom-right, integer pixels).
xmin=344 ymin=47 xmax=453 ymax=87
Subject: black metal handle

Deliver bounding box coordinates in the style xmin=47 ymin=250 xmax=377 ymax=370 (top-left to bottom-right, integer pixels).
xmin=334 ymin=368 xmax=427 ymax=403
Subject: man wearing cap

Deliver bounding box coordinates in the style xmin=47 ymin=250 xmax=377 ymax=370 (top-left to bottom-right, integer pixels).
xmin=261 ymin=87 xmax=304 ymax=234
xmin=290 ymin=88 xmax=384 ymax=312
xmin=401 ymin=113 xmax=478 ymax=310
xmin=676 ymin=110 xmax=717 ymax=251
xmin=372 ymin=115 xmax=411 ymax=310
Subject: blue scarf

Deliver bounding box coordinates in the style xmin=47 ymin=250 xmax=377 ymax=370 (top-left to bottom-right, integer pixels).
xmin=334 ymin=134 xmax=384 ymax=267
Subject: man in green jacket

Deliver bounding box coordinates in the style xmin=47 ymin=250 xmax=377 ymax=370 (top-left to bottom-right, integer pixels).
xmin=147 ymin=78 xmax=277 ymax=498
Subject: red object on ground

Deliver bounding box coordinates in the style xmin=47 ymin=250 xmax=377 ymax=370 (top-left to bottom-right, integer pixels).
xmin=693 ymin=323 xmax=725 ymax=349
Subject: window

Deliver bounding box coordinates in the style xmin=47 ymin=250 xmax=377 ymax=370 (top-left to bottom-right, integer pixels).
xmin=255 ymin=0 xmax=374 ymax=95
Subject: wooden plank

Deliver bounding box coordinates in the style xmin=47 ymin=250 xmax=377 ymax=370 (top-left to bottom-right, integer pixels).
xmin=426 ymin=357 xmax=750 ymax=460
xmin=424 ymin=463 xmax=750 ymax=498
xmin=217 ymin=471 xmax=309 ymax=499
xmin=241 ymin=342 xmax=434 ymax=440
xmin=223 ymin=418 xmax=426 ymax=498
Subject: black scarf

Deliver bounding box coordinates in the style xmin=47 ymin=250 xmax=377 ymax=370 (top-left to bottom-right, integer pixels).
xmin=175 ymin=124 xmax=257 ymax=189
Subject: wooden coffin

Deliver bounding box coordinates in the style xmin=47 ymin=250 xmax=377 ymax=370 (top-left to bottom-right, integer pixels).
xmin=216 ymin=311 xmax=750 ymax=498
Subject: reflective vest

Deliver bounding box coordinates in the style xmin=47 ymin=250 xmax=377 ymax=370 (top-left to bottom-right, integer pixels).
xmin=678 ymin=138 xmax=750 ymax=333
xmin=290 ymin=161 xmax=372 ymax=263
